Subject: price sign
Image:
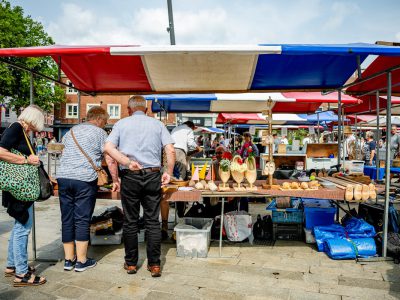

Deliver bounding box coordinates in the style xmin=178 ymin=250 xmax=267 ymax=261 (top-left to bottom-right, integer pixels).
xmin=281 ymin=127 xmax=287 ymax=136
xmin=249 ymin=126 xmax=256 ymax=135
xmin=308 ymin=126 xmax=315 ymax=134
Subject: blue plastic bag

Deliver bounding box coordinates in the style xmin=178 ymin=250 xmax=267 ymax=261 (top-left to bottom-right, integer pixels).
xmin=313 ymin=225 xmax=346 ymax=252
xmin=343 ymin=218 xmax=376 ymax=239
xmin=325 ymin=238 xmax=356 ymax=260
xmin=352 ymin=238 xmax=376 ymax=258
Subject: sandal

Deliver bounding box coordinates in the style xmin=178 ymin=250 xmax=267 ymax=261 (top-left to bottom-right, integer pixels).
xmin=4 ymin=266 xmax=36 ymax=277
xmin=13 ymin=272 xmax=46 ymax=287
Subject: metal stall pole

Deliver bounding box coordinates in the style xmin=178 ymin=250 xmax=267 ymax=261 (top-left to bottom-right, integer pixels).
xmin=337 ymin=91 xmax=342 ymax=168
xmin=376 ymin=92 xmax=380 ymax=182
xmin=30 ymin=73 xmax=37 ymax=261
xmin=317 ymin=113 xmax=320 ymax=143
xmin=383 ymin=72 xmax=392 ymax=257
xmin=219 ymin=197 xmax=225 ymax=257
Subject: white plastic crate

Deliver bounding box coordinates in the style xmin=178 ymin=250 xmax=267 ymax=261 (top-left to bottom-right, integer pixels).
xmin=90 ymin=229 xmax=123 ymax=245
xmin=304 ymin=228 xmax=316 ymax=244
xmin=344 ymin=160 xmax=365 ymax=175
xmin=174 ymin=217 xmax=213 ymax=258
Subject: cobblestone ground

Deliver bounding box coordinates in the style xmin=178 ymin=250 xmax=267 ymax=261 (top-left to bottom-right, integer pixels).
xmin=1 ymin=197 xmax=399 ymax=300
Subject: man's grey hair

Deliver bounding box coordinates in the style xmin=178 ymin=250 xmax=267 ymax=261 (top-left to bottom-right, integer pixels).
xmin=128 ymin=95 xmax=147 ymax=109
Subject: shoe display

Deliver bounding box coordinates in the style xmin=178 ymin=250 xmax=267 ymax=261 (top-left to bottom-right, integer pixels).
xmin=361 ymin=184 xmax=370 ymax=201
xmin=345 ymin=184 xmax=354 ymax=201
xmin=369 ymin=183 xmax=377 ymax=200
xmin=354 ymin=184 xmax=362 ymax=201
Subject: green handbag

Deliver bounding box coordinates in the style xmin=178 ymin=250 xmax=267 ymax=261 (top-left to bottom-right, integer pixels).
xmin=0 ymin=149 xmax=40 ymax=201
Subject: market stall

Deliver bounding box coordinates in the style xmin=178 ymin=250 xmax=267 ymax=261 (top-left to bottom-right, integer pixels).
xmin=1 ymin=43 xmax=400 ymax=259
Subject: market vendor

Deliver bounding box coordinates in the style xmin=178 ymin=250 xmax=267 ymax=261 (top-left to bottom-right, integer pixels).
xmin=212 ymin=145 xmax=225 ymax=181
xmin=238 ymin=132 xmax=259 ymax=159
xmin=171 ymin=121 xmax=201 ymax=180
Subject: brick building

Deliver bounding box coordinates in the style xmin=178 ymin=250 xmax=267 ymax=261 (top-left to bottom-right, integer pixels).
xmin=53 ymin=76 xmax=177 ymax=139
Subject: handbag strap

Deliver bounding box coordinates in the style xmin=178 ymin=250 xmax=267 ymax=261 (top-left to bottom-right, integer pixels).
xmin=70 ymin=129 xmax=99 ymax=171
xmin=22 ymin=126 xmax=35 ymax=156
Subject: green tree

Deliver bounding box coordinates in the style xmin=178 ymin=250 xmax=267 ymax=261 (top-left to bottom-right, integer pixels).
xmin=0 ymin=0 xmax=65 ymax=112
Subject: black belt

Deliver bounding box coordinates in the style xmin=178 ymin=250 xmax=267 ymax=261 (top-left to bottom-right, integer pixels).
xmin=122 ymin=167 xmax=161 ymax=175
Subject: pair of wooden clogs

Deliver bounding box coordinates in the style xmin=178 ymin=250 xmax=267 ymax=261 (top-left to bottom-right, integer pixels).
xmin=345 ymin=183 xmax=377 ymax=202
xmin=264 ymin=135 xmax=274 ymax=145
xmin=263 ymin=161 xmax=276 ymax=176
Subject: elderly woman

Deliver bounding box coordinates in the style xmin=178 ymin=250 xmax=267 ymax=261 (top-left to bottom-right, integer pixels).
xmin=363 ymin=131 xmax=376 ymax=166
xmin=0 ymin=105 xmax=46 ymax=286
xmin=57 ymin=106 xmax=118 ymax=272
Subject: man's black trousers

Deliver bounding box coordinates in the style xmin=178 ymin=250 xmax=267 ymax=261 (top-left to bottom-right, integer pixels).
xmin=120 ymin=170 xmax=161 ymax=266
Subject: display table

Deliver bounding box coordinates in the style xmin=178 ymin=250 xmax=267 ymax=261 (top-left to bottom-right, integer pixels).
xmin=166 ymin=179 xmax=346 ymax=257
xmin=363 ymin=165 xmax=400 ymax=181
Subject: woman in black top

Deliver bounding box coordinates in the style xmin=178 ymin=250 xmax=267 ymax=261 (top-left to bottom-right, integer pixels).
xmin=0 ymin=105 xmax=46 ymax=286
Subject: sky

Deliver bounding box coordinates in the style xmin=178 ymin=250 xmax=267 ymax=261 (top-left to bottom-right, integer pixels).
xmin=8 ymin=0 xmax=400 ymax=45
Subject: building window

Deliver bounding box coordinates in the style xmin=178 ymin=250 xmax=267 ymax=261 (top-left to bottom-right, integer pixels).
xmin=66 ymin=104 xmax=78 ymax=118
xmin=107 ymin=104 xmax=121 ymax=119
xmin=4 ymin=108 xmax=10 ymax=118
xmin=66 ymin=80 xmax=77 ymax=94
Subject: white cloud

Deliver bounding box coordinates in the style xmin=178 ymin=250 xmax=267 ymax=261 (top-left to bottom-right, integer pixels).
xmin=323 ymin=1 xmax=360 ymax=31
xmin=46 ymin=1 xmax=327 ymax=45
xmin=43 ymin=0 xmax=395 ymax=46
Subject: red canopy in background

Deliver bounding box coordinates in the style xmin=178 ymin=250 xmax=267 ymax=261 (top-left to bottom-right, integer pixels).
xmin=282 ymin=92 xmax=360 ymax=104
xmin=341 ymin=94 xmax=400 ymax=114
xmin=216 ymin=113 xmax=263 ymax=124
xmin=346 ymin=115 xmax=377 ymax=124
xmin=347 ymin=56 xmax=400 ymax=96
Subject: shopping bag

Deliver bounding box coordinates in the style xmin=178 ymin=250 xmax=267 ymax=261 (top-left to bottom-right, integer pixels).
xmin=223 ymin=211 xmax=252 ymax=242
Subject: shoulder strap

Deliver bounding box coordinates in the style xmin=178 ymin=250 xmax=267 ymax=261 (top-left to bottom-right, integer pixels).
xmin=70 ymin=129 xmax=99 ymax=171
xmin=22 ymin=127 xmax=35 ymax=156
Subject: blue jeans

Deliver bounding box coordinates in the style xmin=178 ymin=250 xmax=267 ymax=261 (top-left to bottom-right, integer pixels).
xmin=7 ymin=205 xmax=33 ymax=275
xmin=58 ymin=178 xmax=97 ymax=242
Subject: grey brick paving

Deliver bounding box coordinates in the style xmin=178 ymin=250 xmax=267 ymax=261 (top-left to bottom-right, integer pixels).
xmin=1 ymin=197 xmax=399 ymax=299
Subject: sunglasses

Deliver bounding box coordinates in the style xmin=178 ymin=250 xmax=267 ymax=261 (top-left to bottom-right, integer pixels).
xmin=216 ymin=152 xmax=223 ymax=154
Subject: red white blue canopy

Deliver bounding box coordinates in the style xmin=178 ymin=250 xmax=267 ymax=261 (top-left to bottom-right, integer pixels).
xmin=0 ymin=43 xmax=400 ymax=94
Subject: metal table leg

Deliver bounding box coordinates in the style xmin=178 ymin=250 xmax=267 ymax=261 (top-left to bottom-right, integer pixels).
xmin=219 ymin=197 xmax=225 ymax=257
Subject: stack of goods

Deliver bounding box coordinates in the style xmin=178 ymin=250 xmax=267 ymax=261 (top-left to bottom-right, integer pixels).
xmin=90 ymin=206 xmax=124 ymax=245
xmin=313 ymin=218 xmax=376 ymax=259
xmin=302 ymin=198 xmax=336 ymax=244
xmin=281 ymin=180 xmax=318 ymax=190
xmin=266 ymin=197 xmax=303 ymax=240
xmin=189 ymin=164 xmax=218 ymax=191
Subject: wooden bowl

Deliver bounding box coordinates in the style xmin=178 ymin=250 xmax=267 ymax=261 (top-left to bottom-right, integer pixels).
xmin=162 ymin=185 xmax=178 ymax=193
xmin=170 ymin=180 xmax=189 ymax=187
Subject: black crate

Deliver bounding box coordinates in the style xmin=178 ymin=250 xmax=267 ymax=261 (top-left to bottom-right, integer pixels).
xmin=272 ymin=223 xmax=303 ymax=241
xmin=358 ymin=203 xmax=384 ymax=232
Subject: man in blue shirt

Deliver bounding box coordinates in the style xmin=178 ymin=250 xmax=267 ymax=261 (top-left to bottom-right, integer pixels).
xmin=104 ymin=96 xmax=175 ymax=277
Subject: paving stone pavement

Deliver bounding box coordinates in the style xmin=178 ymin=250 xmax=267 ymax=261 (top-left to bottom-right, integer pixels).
xmin=1 ymin=197 xmax=400 ymax=300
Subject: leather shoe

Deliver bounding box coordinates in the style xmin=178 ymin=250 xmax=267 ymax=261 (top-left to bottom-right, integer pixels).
xmin=124 ymin=263 xmax=137 ymax=274
xmin=147 ymin=265 xmax=161 ymax=277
